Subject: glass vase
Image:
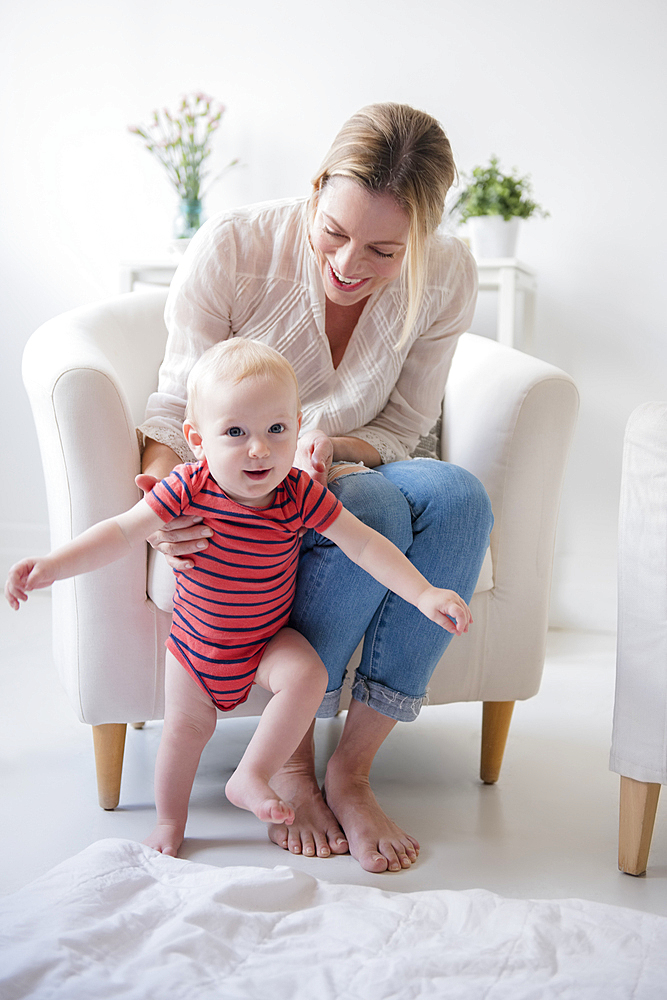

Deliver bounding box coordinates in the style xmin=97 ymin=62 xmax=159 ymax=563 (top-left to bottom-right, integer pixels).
xmin=174 ymin=198 xmax=203 ymax=240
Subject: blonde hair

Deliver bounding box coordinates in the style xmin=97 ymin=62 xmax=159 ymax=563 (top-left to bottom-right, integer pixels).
xmin=309 ymin=103 xmax=457 ymax=350
xmin=185 ymin=339 xmax=301 ymax=425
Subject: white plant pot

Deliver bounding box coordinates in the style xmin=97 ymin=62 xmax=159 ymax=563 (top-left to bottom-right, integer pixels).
xmin=467 ymin=216 xmax=520 ymax=259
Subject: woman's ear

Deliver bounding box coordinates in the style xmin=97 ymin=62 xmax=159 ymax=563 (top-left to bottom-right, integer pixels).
xmin=183 ymin=420 xmax=204 ymax=458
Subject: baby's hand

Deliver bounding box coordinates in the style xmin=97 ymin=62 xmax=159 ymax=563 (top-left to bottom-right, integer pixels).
xmin=4 ymin=557 xmax=56 ymax=611
xmin=417 ymin=587 xmax=472 ymax=636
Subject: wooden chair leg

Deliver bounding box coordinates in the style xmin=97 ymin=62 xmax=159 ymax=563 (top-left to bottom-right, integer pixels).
xmin=619 ymin=776 xmax=661 ymax=876
xmin=92 ymin=723 xmax=127 ymax=810
xmin=480 ymin=701 xmax=515 ymax=784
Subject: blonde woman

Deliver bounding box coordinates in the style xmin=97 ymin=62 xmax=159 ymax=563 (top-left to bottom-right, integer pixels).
xmin=139 ymin=103 xmax=494 ymax=873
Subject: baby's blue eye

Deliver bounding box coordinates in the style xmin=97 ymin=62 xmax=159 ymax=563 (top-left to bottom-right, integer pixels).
xmin=269 ymin=423 xmax=285 ymax=434
xmin=228 ymin=426 xmax=244 ymax=437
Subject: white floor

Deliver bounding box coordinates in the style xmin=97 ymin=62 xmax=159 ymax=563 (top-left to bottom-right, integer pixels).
xmin=2 ymin=592 xmax=666 ymax=917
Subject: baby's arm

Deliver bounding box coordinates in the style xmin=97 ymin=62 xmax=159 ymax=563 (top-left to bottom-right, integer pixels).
xmin=320 ymin=507 xmax=472 ymax=636
xmin=4 ymin=499 xmax=166 ymax=610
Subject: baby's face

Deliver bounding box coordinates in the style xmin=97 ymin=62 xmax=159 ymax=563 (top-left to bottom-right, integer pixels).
xmin=188 ymin=374 xmax=301 ymax=507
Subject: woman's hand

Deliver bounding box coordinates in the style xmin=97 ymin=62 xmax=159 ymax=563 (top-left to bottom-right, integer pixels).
xmin=294 ymin=429 xmax=334 ymax=487
xmin=135 ymin=474 xmax=212 ymax=571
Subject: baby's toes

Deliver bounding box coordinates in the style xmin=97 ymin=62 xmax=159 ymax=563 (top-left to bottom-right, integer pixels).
xmin=268 ymin=799 xmax=295 ymax=825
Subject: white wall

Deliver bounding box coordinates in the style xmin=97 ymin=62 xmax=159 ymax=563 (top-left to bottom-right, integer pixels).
xmin=2 ymin=0 xmax=666 ymax=629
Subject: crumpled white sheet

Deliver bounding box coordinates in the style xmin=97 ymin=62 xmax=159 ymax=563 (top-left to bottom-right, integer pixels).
xmin=1 ymin=838 xmax=666 ymax=1000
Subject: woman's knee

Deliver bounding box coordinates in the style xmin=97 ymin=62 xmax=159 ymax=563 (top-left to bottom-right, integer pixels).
xmin=330 ymin=470 xmax=413 ymax=550
xmin=443 ymin=463 xmax=494 ymax=533
xmin=386 ymin=459 xmax=493 ymax=535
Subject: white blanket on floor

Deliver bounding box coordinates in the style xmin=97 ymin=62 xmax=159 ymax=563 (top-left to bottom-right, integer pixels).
xmin=1 ymin=839 xmax=666 ymax=999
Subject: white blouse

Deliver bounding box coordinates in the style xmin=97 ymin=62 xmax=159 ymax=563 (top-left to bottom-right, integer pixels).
xmin=139 ymin=197 xmax=478 ymax=465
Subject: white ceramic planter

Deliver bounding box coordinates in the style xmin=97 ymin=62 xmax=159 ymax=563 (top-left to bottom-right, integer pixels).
xmin=467 ymin=216 xmax=520 ymax=259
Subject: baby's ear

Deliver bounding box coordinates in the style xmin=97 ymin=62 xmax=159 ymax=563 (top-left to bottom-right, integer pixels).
xmin=183 ymin=420 xmax=204 ymax=457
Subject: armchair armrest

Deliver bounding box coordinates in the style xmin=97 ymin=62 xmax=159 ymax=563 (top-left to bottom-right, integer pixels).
xmin=435 ymin=333 xmax=579 ymax=701
xmin=22 ymin=293 xmax=170 ymax=723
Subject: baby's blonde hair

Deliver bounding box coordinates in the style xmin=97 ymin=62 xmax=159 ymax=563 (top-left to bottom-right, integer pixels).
xmin=185 ymin=339 xmax=301 ymax=425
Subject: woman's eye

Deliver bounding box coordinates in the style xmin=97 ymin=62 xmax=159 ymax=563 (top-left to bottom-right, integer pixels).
xmin=269 ymin=423 xmax=285 ymax=434
xmin=227 ymin=426 xmax=244 ymax=437
xmin=324 ymin=227 xmax=344 ymax=239
xmin=372 ymin=248 xmax=395 ymax=259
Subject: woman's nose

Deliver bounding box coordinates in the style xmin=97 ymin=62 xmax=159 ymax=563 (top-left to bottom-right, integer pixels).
xmin=334 ymin=241 xmax=363 ymax=277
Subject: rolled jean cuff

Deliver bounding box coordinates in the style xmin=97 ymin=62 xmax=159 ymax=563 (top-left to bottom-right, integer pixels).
xmin=316 ymin=686 xmax=344 ymax=720
xmin=350 ymin=675 xmax=425 ymax=723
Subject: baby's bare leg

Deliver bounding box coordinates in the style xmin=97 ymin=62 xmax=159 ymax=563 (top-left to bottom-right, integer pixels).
xmin=143 ymin=651 xmax=217 ymax=857
xmin=225 ymin=628 xmax=328 ymax=825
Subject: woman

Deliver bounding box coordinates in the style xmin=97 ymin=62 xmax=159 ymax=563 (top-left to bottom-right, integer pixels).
xmin=139 ymin=102 xmax=493 ymax=873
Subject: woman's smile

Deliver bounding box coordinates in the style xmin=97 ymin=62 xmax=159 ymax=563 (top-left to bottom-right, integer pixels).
xmin=327 ymin=262 xmax=371 ymax=291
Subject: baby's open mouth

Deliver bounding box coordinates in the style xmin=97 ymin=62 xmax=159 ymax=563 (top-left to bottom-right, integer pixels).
xmin=244 ymin=469 xmax=271 ymax=480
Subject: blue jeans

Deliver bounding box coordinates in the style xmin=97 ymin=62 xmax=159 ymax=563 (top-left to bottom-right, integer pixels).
xmin=289 ymin=459 xmax=493 ymax=723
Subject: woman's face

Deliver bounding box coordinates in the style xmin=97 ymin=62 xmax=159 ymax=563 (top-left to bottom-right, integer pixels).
xmin=311 ymin=175 xmax=410 ymax=307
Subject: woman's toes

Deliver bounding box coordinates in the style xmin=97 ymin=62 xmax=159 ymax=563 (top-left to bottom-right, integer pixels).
xmin=329 ymin=832 xmax=349 ymax=855
xmin=287 ymin=828 xmax=304 ymax=854
xmin=316 ymin=832 xmax=333 ymax=857
xmin=268 ymin=824 xmax=289 ymax=850
xmin=300 ymin=832 xmax=317 ymax=857
xmin=359 ymin=850 xmax=390 ymax=874
xmin=377 ymin=840 xmax=416 ymax=873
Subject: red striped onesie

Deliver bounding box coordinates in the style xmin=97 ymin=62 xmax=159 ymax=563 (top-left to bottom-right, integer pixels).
xmin=146 ymin=461 xmax=342 ymax=710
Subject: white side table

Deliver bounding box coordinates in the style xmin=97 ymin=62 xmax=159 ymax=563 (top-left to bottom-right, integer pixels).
xmin=475 ymin=258 xmax=537 ymax=349
xmin=119 ymin=259 xmax=179 ymax=293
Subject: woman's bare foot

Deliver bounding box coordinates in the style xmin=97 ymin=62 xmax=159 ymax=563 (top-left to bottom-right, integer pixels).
xmin=323 ymin=765 xmax=419 ymax=874
xmin=267 ymin=764 xmax=349 ymax=858
xmin=143 ymin=823 xmax=185 ymax=858
xmin=225 ymin=770 xmax=295 ymax=825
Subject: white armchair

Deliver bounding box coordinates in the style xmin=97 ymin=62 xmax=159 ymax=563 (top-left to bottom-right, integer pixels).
xmin=611 ymin=402 xmax=667 ymax=875
xmin=22 ymin=290 xmax=578 ymax=808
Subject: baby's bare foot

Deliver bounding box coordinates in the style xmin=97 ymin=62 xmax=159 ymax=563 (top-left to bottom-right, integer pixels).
xmin=323 ymin=767 xmax=419 ymax=874
xmin=226 ymin=771 xmax=295 ymax=825
xmin=143 ymin=823 xmax=184 ymax=858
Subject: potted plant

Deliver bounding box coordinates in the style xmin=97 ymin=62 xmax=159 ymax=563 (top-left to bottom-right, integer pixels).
xmin=454 ymin=156 xmax=549 ymax=259
xmin=128 ymin=93 xmax=238 ymax=244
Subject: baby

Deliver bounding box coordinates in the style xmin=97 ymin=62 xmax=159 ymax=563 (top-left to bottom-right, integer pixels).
xmin=5 ymin=339 xmax=472 ymax=858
